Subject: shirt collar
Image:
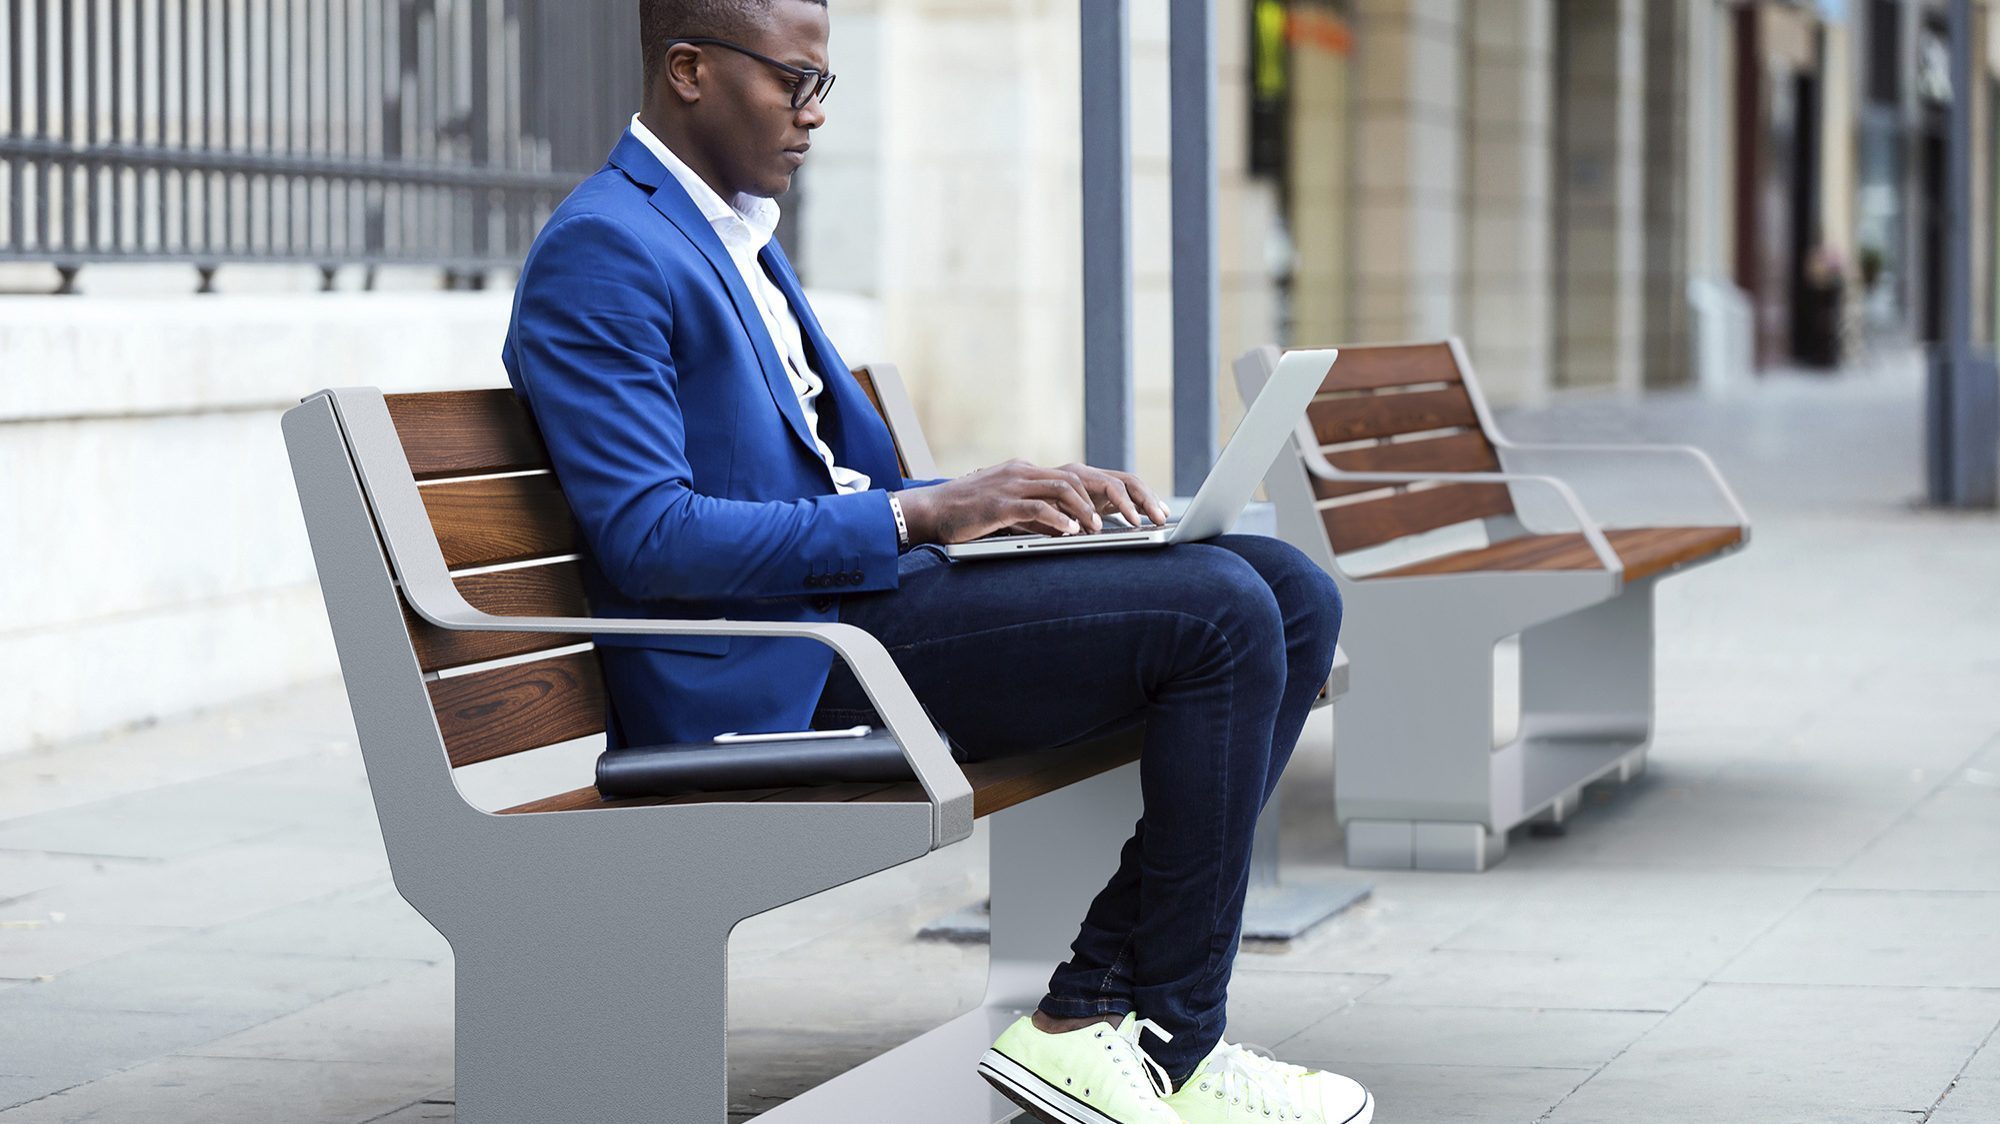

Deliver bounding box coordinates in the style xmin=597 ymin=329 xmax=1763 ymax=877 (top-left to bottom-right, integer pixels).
xmin=629 ymin=114 xmax=781 ymax=250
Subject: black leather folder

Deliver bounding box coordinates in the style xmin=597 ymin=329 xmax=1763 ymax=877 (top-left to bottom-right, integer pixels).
xmin=595 ymin=730 xmax=917 ymax=800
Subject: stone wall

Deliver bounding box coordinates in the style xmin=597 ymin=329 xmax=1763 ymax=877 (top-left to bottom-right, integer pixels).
xmin=0 ymin=293 xmax=511 ymax=755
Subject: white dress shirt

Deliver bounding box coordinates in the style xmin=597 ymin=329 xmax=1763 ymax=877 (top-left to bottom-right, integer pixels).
xmin=629 ymin=114 xmax=870 ymax=495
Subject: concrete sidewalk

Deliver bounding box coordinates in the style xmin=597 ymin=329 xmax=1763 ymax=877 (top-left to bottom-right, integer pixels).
xmin=3 ymin=355 xmax=1997 ymax=1122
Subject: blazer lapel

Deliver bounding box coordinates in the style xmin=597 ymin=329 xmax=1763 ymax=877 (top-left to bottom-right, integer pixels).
xmin=617 ymin=137 xmax=822 ymax=463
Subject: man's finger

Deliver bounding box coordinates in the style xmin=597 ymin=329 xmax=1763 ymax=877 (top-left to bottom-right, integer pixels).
xmin=1102 ymin=477 xmax=1142 ymax=527
xmin=1014 ymin=498 xmax=1078 ymax=537
xmin=1029 ymin=472 xmax=1100 ymax=532
xmin=1115 ymin=471 xmax=1170 ymax=525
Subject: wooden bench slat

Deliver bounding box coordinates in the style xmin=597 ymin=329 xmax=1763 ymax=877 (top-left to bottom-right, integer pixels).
xmin=848 ymin=366 xmax=912 ymax=478
xmin=496 ymin=726 xmax=1146 ymax=819
xmin=1311 ymin=432 xmax=1504 ymax=500
xmin=1318 ymin=343 xmax=1463 ymax=393
xmin=403 ymin=561 xmax=591 ymax=673
xmin=422 ymin=473 xmax=579 ymax=569
xmin=1306 ymin=386 xmax=1482 ymax=446
xmin=1322 ymin=482 xmax=1516 ymax=554
xmin=387 ymin=389 xmax=550 ymax=480
xmin=429 ymin=650 xmax=606 ymax=768
xmin=1367 ymin=526 xmax=1744 ymax=582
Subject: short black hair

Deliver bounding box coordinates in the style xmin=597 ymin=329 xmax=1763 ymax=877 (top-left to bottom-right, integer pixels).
xmin=640 ymin=0 xmax=828 ymax=88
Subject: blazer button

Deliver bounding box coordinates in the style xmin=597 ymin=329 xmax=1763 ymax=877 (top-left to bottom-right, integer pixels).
xmin=813 ymin=596 xmax=835 ymax=612
xmin=847 ymin=570 xmax=863 ymax=584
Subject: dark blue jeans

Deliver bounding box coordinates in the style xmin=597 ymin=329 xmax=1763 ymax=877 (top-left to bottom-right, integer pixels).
xmin=810 ymin=533 xmax=1343 ymax=1083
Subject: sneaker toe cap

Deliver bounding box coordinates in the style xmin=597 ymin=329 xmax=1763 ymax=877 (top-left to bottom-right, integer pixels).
xmin=1313 ymin=1072 xmax=1372 ymax=1120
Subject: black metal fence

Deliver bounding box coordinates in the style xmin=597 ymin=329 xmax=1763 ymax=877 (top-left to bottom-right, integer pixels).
xmin=0 ymin=0 xmax=639 ymax=278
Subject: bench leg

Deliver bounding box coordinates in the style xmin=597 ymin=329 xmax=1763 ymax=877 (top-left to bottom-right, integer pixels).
xmin=1330 ymin=616 xmax=1504 ymax=870
xmin=453 ymin=920 xmax=730 ymax=1124
xmin=1518 ymin=576 xmax=1657 ymax=746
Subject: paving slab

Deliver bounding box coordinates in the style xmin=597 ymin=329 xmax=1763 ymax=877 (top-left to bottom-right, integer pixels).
xmin=0 ymin=945 xmax=421 ymax=1019
xmin=0 ymin=920 xmax=178 ymax=979
xmin=190 ymin=881 xmax=449 ymax=965
xmin=1274 ymin=1002 xmax=1665 ymax=1071
xmin=1432 ymin=866 xmax=1824 ymax=976
xmin=1829 ymin=781 xmax=2000 ymax=892
xmin=1544 ymin=983 xmax=2000 ymax=1122
xmin=0 ymin=999 xmax=249 ymax=1110
xmin=2 ymin=840 xmax=386 ymax=929
xmin=1966 ymin=1034 xmax=2000 ymax=1079
xmin=185 ymin=963 xmax=453 ymax=1068
xmin=0 ymin=851 xmax=139 ymax=904
xmin=1218 ymin=969 xmax=1385 ymax=1047
xmin=1359 ymin=948 xmax=1701 ymax=1013
xmin=1533 ymin=759 xmax=1941 ymax=870
xmin=1932 ymin=1077 xmax=2000 ymax=1123
xmin=1320 ymin=1062 xmax=1591 ymax=1124
xmin=1716 ymin=890 xmax=2000 ymax=988
xmin=0 ymin=682 xmax=354 ymax=823
xmin=0 ymin=1054 xmax=442 ymax=1124
xmin=366 ymin=1101 xmax=456 ymax=1123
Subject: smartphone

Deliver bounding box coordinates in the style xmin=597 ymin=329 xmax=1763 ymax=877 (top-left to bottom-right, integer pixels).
xmin=711 ymin=725 xmax=873 ymax=745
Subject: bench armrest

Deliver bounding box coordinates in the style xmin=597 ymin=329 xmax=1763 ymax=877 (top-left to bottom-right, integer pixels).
xmin=418 ymin=605 xmax=976 ymax=848
xmin=1301 ymin=463 xmax=1624 ymax=576
xmin=1488 ymin=441 xmax=1752 ymax=537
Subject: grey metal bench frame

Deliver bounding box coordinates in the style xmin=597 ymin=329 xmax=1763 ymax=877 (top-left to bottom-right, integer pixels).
xmin=283 ymin=364 xmax=1341 ymax=1122
xmin=1236 ymin=340 xmax=1750 ymax=872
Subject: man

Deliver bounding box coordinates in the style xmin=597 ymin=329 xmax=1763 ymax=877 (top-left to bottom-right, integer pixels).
xmin=501 ymin=2 xmax=1371 ymax=1122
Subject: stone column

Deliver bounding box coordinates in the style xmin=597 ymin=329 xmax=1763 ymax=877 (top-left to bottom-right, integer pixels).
xmin=1348 ymin=0 xmax=1467 ymax=343
xmin=1554 ymin=0 xmax=1648 ymax=392
xmin=1644 ymin=0 xmax=1694 ymax=389
xmin=1461 ymin=0 xmax=1557 ymax=405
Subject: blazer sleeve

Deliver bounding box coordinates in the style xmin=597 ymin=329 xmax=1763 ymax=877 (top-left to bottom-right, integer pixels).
xmin=508 ymin=212 xmax=900 ymax=603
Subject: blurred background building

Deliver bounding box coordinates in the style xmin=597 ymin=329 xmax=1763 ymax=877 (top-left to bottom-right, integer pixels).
xmin=2 ymin=0 xmax=1993 ymax=755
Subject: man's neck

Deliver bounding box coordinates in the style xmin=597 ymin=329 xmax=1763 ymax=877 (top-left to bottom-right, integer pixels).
xmin=637 ymin=107 xmax=736 ymax=203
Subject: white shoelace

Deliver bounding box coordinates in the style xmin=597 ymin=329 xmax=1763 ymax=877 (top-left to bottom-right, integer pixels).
xmin=1194 ymin=1040 xmax=1306 ymax=1118
xmin=1100 ymin=1017 xmax=1176 ymax=1098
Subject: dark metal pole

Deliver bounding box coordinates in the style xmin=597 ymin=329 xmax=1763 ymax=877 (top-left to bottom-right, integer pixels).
xmin=1928 ymin=0 xmax=1998 ymax=507
xmin=1169 ymin=0 xmax=1220 ymax=497
xmin=1082 ymin=0 xmax=1134 ymax=472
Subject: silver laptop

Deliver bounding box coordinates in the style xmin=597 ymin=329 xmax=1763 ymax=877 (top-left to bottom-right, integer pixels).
xmin=945 ymin=348 xmax=1338 ymax=560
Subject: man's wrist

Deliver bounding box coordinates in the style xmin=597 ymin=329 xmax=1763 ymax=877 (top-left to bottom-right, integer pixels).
xmin=887 ymin=491 xmax=911 ymax=548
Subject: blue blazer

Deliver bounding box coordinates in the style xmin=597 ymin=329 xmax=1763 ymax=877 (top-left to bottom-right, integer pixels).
xmin=502 ymin=132 xmax=941 ymax=749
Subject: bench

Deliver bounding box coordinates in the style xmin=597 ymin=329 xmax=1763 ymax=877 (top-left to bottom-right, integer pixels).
xmin=283 ymin=362 xmax=1335 ymax=1122
xmin=1235 ymin=340 xmax=1750 ymax=872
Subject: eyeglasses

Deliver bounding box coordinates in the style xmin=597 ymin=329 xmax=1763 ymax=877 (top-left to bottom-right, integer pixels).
xmin=663 ymin=37 xmax=836 ymax=110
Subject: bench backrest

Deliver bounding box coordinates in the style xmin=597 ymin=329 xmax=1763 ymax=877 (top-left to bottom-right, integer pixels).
xmin=1291 ymin=341 xmax=1513 ymax=555
xmin=382 ymin=365 xmax=918 ymax=772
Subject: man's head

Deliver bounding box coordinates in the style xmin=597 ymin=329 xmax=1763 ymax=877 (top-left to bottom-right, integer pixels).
xmin=638 ymin=0 xmax=831 ymax=199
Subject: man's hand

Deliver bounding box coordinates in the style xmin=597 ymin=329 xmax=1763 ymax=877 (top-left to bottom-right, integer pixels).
xmin=898 ymin=460 xmax=1171 ymax=546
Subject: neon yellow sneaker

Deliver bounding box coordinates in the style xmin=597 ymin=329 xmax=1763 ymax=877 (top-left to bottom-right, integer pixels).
xmin=1162 ymin=1039 xmax=1373 ymax=1124
xmin=978 ymin=1012 xmax=1185 ymax=1124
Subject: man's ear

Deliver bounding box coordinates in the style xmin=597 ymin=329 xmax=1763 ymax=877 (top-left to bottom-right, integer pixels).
xmin=664 ymin=43 xmax=704 ymax=104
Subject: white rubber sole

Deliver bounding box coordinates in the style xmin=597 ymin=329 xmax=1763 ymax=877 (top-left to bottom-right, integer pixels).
xmin=977 ymin=1048 xmax=1125 ymax=1124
